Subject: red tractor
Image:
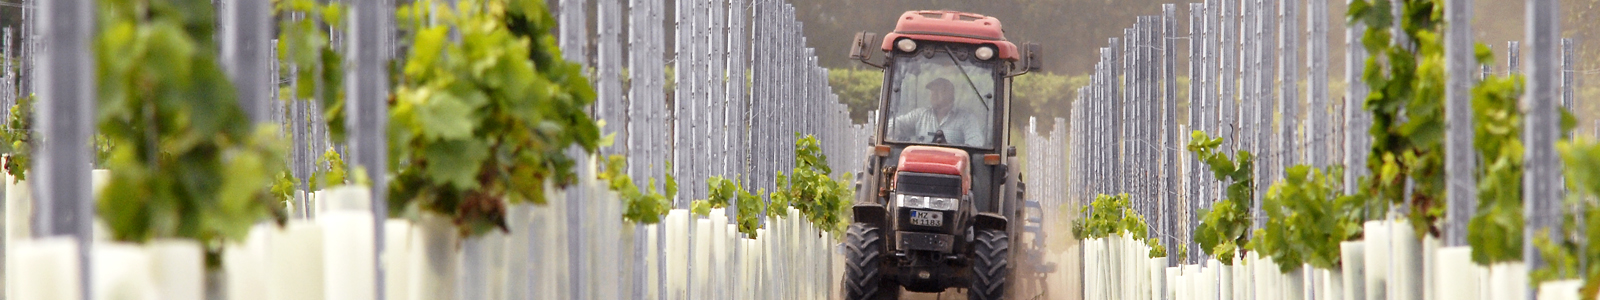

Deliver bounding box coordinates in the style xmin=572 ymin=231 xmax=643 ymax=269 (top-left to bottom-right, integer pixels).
xmin=844 ymin=10 xmax=1040 ymax=300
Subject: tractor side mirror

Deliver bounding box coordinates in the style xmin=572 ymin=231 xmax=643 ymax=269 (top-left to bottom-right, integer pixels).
xmin=1011 ymin=42 xmax=1042 ymax=77
xmin=850 ymin=32 xmax=884 ymax=68
xmin=1023 ymin=43 xmax=1043 ymax=72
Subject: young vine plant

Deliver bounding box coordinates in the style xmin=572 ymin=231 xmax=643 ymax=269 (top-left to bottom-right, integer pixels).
xmin=390 ymin=0 xmax=600 ymax=236
xmin=95 ymin=0 xmax=291 ymax=261
xmin=1187 ymin=130 xmax=1254 ymax=265
xmin=1465 ymin=49 xmax=1528 ymax=265
xmin=1070 ymin=193 xmax=1167 ymax=258
xmin=691 ymin=175 xmax=767 ymax=239
xmin=1525 ymin=138 xmax=1600 ymax=297
xmin=1250 ymin=165 xmax=1366 ymax=273
xmin=1348 ymin=0 xmax=1449 ymax=237
xmin=1 ymin=95 xmax=114 ymax=182
xmin=271 ymin=147 xmax=351 ymax=209
xmin=604 ymin=134 xmax=850 ymax=240
xmin=598 ymin=155 xmax=675 ymax=224
xmin=1 ymin=95 xmax=33 ymax=182
xmin=769 ymin=134 xmax=855 ymax=237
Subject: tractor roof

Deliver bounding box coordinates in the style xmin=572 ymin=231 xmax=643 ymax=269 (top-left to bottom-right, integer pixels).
xmin=880 ymin=10 xmax=1020 ymax=61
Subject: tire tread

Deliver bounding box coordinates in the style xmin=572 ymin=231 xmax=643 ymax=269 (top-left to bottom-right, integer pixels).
xmin=844 ymin=223 xmax=897 ymax=300
xmin=969 ymin=229 xmax=1009 ymax=300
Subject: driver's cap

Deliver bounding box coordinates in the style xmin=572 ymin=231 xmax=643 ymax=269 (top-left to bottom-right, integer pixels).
xmin=925 ymin=77 xmax=953 ymax=91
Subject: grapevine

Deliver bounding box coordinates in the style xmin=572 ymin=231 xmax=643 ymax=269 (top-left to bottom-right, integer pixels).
xmin=1 ymin=94 xmax=114 ymax=182
xmin=1348 ymin=0 xmax=1448 ymax=237
xmin=1069 ymin=193 xmax=1166 ymax=258
xmin=598 ymin=155 xmax=674 ymax=224
xmin=1251 ymin=165 xmax=1365 ymax=272
xmin=1465 ymin=52 xmax=1527 ymax=265
xmin=769 ymin=134 xmax=854 ymax=237
xmin=389 ymin=0 xmax=600 ymax=236
xmin=1187 ymin=130 xmax=1254 ymax=264
xmin=94 ymin=0 xmax=291 ymax=265
xmin=1525 ymin=138 xmax=1600 ymax=298
xmin=271 ymin=170 xmax=297 ymax=210
xmin=691 ymin=175 xmax=767 ymax=239
xmin=274 ymin=0 xmax=347 ymax=140
xmin=309 ymin=147 xmax=350 ymax=190
xmin=1 ymin=95 xmax=33 ymax=182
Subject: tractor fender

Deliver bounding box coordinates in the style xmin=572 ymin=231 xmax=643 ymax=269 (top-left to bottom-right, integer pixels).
xmin=852 ymin=203 xmax=890 ymax=228
xmin=973 ymin=212 xmax=1008 ymax=232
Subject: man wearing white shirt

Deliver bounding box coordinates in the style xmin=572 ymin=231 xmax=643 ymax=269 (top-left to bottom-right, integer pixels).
xmin=889 ymin=77 xmax=987 ymax=148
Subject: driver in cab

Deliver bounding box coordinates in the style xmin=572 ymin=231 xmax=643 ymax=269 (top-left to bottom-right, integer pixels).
xmin=890 ymin=77 xmax=986 ymax=147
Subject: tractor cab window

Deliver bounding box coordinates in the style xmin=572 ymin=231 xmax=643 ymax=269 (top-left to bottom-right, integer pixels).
xmin=884 ymin=44 xmax=999 ymax=149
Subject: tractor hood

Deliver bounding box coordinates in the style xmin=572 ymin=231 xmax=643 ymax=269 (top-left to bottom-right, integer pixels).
xmin=895 ymin=146 xmax=970 ymax=196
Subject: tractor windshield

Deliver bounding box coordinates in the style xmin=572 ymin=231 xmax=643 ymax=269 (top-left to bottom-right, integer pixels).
xmin=884 ymin=44 xmax=1001 ymax=149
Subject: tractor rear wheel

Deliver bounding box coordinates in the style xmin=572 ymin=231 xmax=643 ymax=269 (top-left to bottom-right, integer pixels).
xmin=843 ymin=223 xmax=898 ymax=300
xmin=969 ymin=228 xmax=1010 ymax=300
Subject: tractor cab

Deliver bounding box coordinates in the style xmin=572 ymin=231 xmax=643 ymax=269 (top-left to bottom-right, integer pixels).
xmin=843 ymin=10 xmax=1040 ymax=300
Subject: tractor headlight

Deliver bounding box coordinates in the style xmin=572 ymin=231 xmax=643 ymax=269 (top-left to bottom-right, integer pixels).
xmin=896 ymin=39 xmax=918 ymax=53
xmin=974 ymin=46 xmax=995 ymax=60
xmin=898 ymin=194 xmax=958 ymax=211
xmin=897 ymin=194 xmax=926 ymax=208
xmin=925 ymin=197 xmax=958 ymax=210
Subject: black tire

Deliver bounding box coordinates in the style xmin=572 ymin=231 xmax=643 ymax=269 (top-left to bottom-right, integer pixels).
xmin=969 ymin=229 xmax=1010 ymax=300
xmin=843 ymin=223 xmax=898 ymax=300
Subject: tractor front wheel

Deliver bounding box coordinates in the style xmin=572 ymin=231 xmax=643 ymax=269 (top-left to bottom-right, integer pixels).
xmin=843 ymin=223 xmax=898 ymax=300
xmin=969 ymin=228 xmax=1010 ymax=300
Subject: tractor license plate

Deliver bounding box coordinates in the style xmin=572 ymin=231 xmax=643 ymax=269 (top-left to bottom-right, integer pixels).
xmin=909 ymin=210 xmax=943 ymax=227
